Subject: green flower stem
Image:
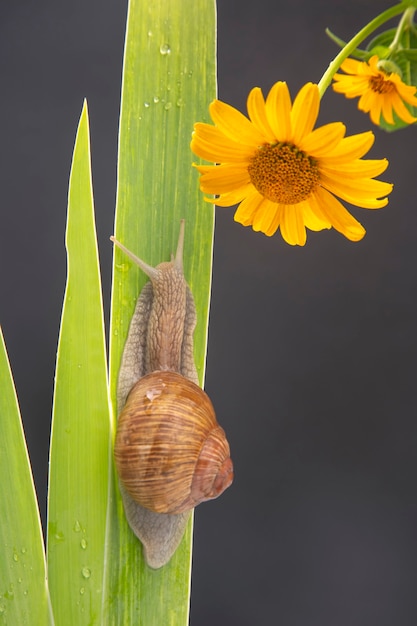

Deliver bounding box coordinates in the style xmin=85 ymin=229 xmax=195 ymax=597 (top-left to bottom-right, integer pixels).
xmin=318 ymin=1 xmax=411 ymax=97
xmin=389 ymin=7 xmax=416 ymax=52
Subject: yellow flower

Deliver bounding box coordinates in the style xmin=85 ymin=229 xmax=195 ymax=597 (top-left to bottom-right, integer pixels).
xmin=191 ymin=82 xmax=392 ymax=246
xmin=333 ymin=55 xmax=417 ymax=126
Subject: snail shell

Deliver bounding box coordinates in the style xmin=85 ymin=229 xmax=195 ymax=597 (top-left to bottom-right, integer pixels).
xmin=111 ymin=221 xmax=233 ymax=568
xmin=115 ymin=371 xmax=233 ymax=514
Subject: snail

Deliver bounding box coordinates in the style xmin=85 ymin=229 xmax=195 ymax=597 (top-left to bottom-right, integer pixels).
xmin=111 ymin=220 xmax=233 ymax=569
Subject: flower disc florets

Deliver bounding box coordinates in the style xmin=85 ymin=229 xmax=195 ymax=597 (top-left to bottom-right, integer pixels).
xmin=248 ymin=143 xmax=320 ymax=204
xmin=369 ymin=74 xmax=396 ymax=95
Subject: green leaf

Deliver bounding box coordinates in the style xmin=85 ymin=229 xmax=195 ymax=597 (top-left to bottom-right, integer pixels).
xmin=400 ymin=48 xmax=417 ymax=60
xmin=104 ymin=0 xmax=216 ymax=623
xmin=0 ymin=327 xmax=53 ymax=624
xmin=47 ymin=101 xmax=111 ymax=624
xmin=367 ymin=28 xmax=398 ymax=55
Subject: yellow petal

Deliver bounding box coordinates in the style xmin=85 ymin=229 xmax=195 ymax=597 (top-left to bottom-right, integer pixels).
xmin=234 ymin=187 xmax=265 ymax=224
xmin=247 ymin=87 xmax=276 ymax=142
xmin=265 ymin=82 xmax=292 ymax=142
xmin=279 ymin=205 xmax=307 ymax=246
xmin=301 ymin=200 xmax=332 ymax=231
xmin=209 ymin=99 xmax=267 ymax=145
xmin=320 ymin=157 xmax=389 ymax=179
xmin=299 ymin=122 xmax=345 ymax=157
xmin=291 ymin=83 xmax=320 ymax=145
xmin=325 ymin=131 xmax=375 ymax=163
xmin=313 ymin=187 xmax=365 ymax=241
xmin=320 ymin=172 xmax=392 ymax=208
xmin=191 ymin=126 xmax=254 ymax=162
xmin=390 ymin=93 xmax=417 ymax=124
xmin=381 ymin=96 xmax=395 ymax=125
xmin=263 ymin=203 xmax=282 ymax=236
xmin=208 ymin=184 xmax=254 ymax=207
xmin=198 ymin=164 xmax=251 ymax=194
xmin=358 ymin=90 xmax=382 ymax=125
xmin=339 ymin=58 xmax=364 ymax=74
xmin=252 ymin=199 xmax=282 ymax=236
xmin=393 ymin=78 xmax=417 ymax=106
xmin=366 ymin=56 xmax=381 ymax=73
xmin=332 ymin=76 xmax=371 ymax=98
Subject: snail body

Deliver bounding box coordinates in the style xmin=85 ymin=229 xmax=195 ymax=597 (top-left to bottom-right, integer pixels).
xmin=111 ymin=221 xmax=233 ymax=568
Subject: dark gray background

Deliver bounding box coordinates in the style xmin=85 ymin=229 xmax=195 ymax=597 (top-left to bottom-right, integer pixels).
xmin=1 ymin=1 xmax=417 ymax=624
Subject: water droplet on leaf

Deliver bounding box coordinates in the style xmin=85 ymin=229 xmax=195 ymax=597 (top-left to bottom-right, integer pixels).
xmin=160 ymin=43 xmax=171 ymax=55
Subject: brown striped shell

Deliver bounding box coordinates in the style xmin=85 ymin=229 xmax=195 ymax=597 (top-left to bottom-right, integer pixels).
xmin=114 ymin=370 xmax=234 ymax=514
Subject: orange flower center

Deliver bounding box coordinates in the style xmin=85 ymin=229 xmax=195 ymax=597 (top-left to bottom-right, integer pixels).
xmin=248 ymin=143 xmax=320 ymax=204
xmin=369 ymin=74 xmax=395 ymax=95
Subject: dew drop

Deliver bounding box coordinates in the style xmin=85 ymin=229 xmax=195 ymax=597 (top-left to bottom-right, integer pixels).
xmin=188 ymin=70 xmax=193 ymax=77
xmin=80 ymin=538 xmax=87 ymax=550
xmin=159 ymin=43 xmax=171 ymax=55
xmin=18 ymin=578 xmax=22 ymax=584
xmin=21 ymin=547 xmax=27 ymax=554
xmin=114 ymin=329 xmax=119 ymax=337
xmin=147 ymin=30 xmax=153 ymax=37
xmin=164 ymin=102 xmax=172 ymax=111
xmin=144 ymin=101 xmax=150 ymax=108
xmin=80 ymin=587 xmax=85 ymax=595
xmin=23 ymin=590 xmax=28 ymax=596
xmin=0 ymin=605 xmax=5 ymax=614
xmin=73 ymin=520 xmax=81 ymax=533
xmin=176 ymin=98 xmax=184 ymax=107
xmin=153 ymin=96 xmax=160 ymax=103
xmin=82 ymin=567 xmax=91 ymax=579
xmin=13 ymin=552 xmax=18 ymax=562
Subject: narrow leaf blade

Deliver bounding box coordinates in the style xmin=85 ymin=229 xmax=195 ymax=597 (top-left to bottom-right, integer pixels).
xmin=104 ymin=0 xmax=216 ymax=623
xmin=0 ymin=327 xmax=53 ymax=624
xmin=47 ymin=101 xmax=110 ymax=624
